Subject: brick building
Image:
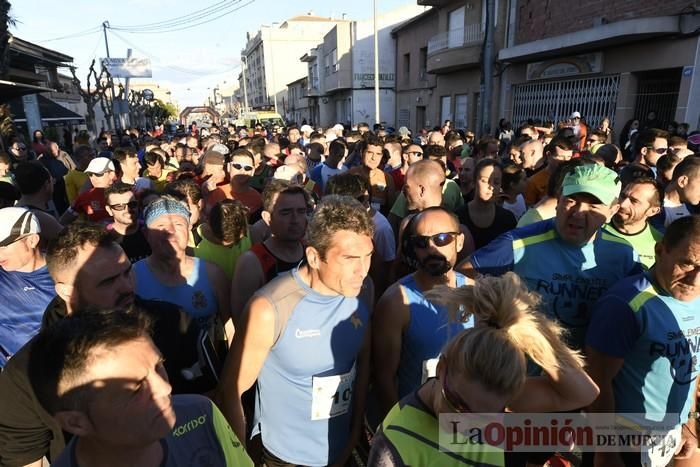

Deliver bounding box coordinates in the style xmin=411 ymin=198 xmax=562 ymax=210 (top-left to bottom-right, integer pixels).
xmin=393 ymin=0 xmax=700 ymax=136
xmin=499 ymin=0 xmax=700 ymax=137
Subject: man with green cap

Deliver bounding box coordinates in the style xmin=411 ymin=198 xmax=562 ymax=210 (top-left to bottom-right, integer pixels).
xmin=458 ymin=163 xmax=643 ymax=349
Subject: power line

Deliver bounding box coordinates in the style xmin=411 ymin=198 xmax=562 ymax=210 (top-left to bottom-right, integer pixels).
xmin=111 ymin=0 xmax=233 ymax=29
xmin=107 ymin=28 xmax=241 ymax=76
xmin=34 ymin=26 xmax=102 ymax=43
xmin=111 ymin=0 xmax=239 ymax=31
xmin=110 ymin=0 xmax=255 ymax=34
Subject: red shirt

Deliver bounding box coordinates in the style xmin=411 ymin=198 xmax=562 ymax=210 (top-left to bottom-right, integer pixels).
xmin=206 ymin=184 xmax=262 ymax=220
xmin=73 ymin=187 xmax=110 ymax=223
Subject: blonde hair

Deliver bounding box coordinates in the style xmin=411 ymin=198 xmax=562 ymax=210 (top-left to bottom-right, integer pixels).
xmin=426 ymin=272 xmax=584 ymax=397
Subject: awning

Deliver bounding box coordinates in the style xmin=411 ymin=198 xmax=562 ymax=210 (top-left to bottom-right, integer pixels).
xmin=7 ymin=94 xmax=85 ymax=124
xmin=0 ymin=80 xmax=54 ymax=101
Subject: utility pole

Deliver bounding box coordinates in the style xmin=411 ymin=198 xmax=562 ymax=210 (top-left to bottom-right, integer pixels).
xmin=241 ymin=56 xmax=249 ymax=114
xmin=102 ymin=21 xmax=120 ymax=131
xmin=373 ymin=0 xmax=380 ymax=125
xmin=481 ymin=0 xmax=495 ymax=137
xmin=102 ymin=21 xmax=111 ymax=58
xmin=122 ymin=48 xmax=132 ymax=129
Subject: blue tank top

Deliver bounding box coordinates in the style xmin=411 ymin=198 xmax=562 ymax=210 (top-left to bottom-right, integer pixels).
xmin=0 ymin=265 xmax=55 ymax=368
xmin=397 ymin=272 xmax=472 ymax=398
xmin=252 ymin=268 xmax=372 ymax=466
xmin=133 ymin=257 xmax=218 ymax=330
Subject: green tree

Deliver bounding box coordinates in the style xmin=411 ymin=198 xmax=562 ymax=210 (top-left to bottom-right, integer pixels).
xmin=147 ymin=99 xmax=177 ymax=126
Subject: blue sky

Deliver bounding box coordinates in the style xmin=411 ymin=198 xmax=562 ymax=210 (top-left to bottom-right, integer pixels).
xmin=11 ymin=0 xmax=414 ymax=107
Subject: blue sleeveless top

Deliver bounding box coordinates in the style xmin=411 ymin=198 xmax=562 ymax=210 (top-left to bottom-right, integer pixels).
xmin=397 ymin=272 xmax=473 ymax=398
xmin=133 ymin=257 xmax=218 ymax=330
xmin=252 ymin=267 xmax=372 ymax=466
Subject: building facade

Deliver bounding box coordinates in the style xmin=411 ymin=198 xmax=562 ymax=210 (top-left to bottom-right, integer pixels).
xmin=392 ymin=0 xmax=700 ymax=137
xmin=498 ymin=0 xmax=700 ymax=138
xmin=240 ymin=14 xmax=346 ymax=117
xmin=394 ymin=0 xmax=509 ymax=133
xmin=303 ymin=3 xmax=427 ymax=128
xmin=287 ymin=76 xmax=312 ymax=125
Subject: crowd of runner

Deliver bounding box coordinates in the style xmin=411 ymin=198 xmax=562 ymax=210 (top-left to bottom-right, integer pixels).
xmin=0 ymin=112 xmax=698 ymax=467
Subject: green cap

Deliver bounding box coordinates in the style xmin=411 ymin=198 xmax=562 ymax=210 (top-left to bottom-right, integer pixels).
xmin=561 ymin=164 xmax=621 ymax=205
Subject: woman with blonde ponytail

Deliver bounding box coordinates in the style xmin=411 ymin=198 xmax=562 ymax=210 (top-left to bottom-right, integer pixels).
xmin=367 ymin=272 xmax=599 ymax=467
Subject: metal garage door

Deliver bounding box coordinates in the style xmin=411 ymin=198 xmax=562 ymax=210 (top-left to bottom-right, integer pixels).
xmin=512 ymin=74 xmax=620 ymax=129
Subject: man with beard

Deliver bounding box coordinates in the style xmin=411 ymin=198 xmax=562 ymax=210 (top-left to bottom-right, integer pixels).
xmin=370 ymin=207 xmax=473 ymax=425
xmin=604 ymin=178 xmax=663 ymax=269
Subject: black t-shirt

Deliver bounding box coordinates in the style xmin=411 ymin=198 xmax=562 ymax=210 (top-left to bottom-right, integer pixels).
xmin=457 ymin=204 xmax=517 ymax=250
xmin=113 ymin=227 xmax=152 ymax=263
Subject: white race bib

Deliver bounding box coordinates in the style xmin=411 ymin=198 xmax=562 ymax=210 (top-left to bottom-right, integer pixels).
xmin=311 ymin=364 xmax=356 ymax=420
xmin=641 ymin=427 xmax=682 ymax=467
xmin=421 ymin=358 xmax=439 ymax=384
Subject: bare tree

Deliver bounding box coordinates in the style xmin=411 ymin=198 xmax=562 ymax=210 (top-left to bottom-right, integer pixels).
xmin=70 ymin=59 xmax=112 ymax=134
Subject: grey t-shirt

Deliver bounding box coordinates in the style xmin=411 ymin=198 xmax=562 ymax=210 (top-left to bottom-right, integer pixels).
xmin=51 ymin=394 xmax=252 ymax=467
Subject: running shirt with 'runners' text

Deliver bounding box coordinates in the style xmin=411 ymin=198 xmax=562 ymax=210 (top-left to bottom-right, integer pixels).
xmin=586 ymin=272 xmax=700 ymax=428
xmin=470 ymin=219 xmax=642 ymax=349
xmin=50 ymin=395 xmax=253 ymax=467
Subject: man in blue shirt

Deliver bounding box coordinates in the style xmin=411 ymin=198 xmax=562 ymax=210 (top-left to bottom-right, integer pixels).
xmin=219 ymin=196 xmax=375 ymax=466
xmin=587 ymin=215 xmax=700 ymax=467
xmin=0 ymin=207 xmax=55 ymax=368
xmin=459 ymin=164 xmax=642 ymax=349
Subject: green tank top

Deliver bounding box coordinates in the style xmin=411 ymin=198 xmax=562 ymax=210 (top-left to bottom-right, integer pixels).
xmin=193 ymin=225 xmax=252 ymax=279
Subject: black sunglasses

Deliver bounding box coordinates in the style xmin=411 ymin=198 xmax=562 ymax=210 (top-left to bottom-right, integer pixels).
xmin=109 ymin=201 xmax=138 ymax=211
xmin=411 ymin=232 xmax=459 ymax=249
xmin=231 ymin=163 xmax=253 ymax=171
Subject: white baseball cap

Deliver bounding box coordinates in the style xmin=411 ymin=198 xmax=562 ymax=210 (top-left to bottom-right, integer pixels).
xmin=85 ymin=157 xmax=115 ymax=175
xmin=571 ymin=111 xmax=581 ymax=119
xmin=0 ymin=207 xmax=40 ymax=247
xmin=332 ymin=123 xmax=344 ymax=131
xmin=300 ymin=124 xmax=313 ymax=134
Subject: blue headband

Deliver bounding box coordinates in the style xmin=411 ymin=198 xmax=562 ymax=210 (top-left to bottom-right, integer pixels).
xmin=144 ymin=197 xmax=191 ymax=226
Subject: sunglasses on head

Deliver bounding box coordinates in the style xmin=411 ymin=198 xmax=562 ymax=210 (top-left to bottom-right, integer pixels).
xmin=411 ymin=232 xmax=459 ymax=249
xmin=231 ymin=162 xmax=253 ymax=171
xmin=441 ymin=369 xmax=472 ymax=413
xmin=109 ymin=201 xmax=138 ymax=211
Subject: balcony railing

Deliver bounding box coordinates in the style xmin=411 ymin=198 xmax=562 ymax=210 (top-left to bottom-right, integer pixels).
xmin=427 ymin=24 xmax=484 ymax=55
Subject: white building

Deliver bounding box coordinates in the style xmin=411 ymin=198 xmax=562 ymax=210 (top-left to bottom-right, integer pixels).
xmin=240 ymin=13 xmax=346 ymax=117
xmin=302 ymin=3 xmax=427 ymax=127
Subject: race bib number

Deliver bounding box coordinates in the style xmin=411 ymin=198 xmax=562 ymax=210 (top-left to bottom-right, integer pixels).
xmin=311 ymin=364 xmax=356 ymax=420
xmin=641 ymin=427 xmax=682 ymax=467
xmin=422 ymin=358 xmax=439 ymax=384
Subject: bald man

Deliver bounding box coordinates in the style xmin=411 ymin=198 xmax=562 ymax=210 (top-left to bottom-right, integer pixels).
xmin=519 ymin=139 xmax=545 ymax=174
xmin=391 ymin=160 xmax=474 ymax=281
xmin=427 ymin=131 xmax=445 ymax=147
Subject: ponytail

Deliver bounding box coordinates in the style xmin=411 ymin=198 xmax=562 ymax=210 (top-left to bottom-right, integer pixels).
xmin=426 ymin=272 xmax=584 ymax=396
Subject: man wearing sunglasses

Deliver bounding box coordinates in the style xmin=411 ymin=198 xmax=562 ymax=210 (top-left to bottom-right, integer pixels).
xmin=205 ymin=148 xmax=262 ymax=221
xmin=624 ymin=128 xmax=669 ymax=176
xmin=105 ymin=182 xmax=151 ymax=263
xmin=371 ymin=207 xmax=473 ymax=427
